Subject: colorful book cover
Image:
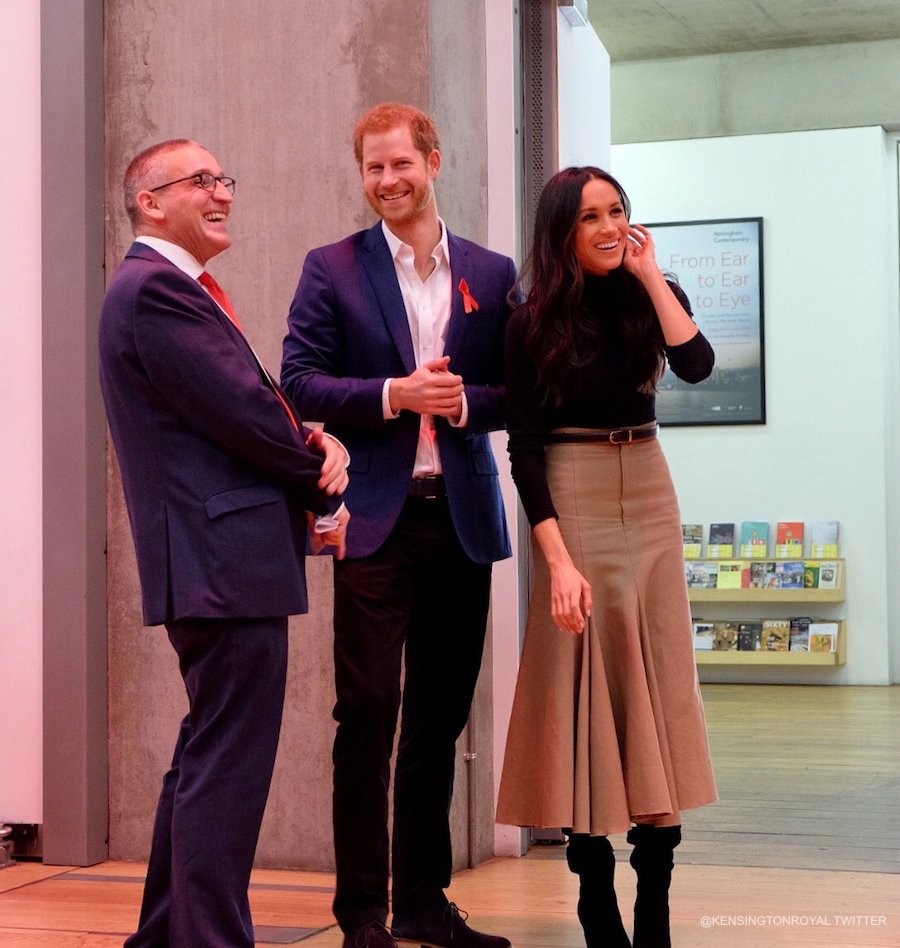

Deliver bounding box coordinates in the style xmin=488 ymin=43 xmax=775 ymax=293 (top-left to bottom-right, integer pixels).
xmin=716 ymin=560 xmax=744 ymax=590
xmin=686 ymin=561 xmax=718 ymax=588
xmin=713 ymin=621 xmax=739 ymax=651
xmin=776 ymin=561 xmax=804 ymax=589
xmin=803 ymin=564 xmax=820 ymax=589
xmin=817 ymin=561 xmax=840 ymax=589
xmin=762 ymin=619 xmax=790 ymax=651
xmin=692 ymin=621 xmax=715 ymax=651
xmin=749 ymin=561 xmax=775 ymax=589
xmin=808 ymin=621 xmax=839 ymax=653
xmin=789 ymin=616 xmax=811 ymax=651
xmin=737 ymin=621 xmax=763 ymax=651
xmin=682 ymin=523 xmax=703 ymax=559
xmin=739 ymin=521 xmax=769 ymax=559
xmin=707 ymin=522 xmax=735 ymax=559
xmin=775 ymin=521 xmax=804 ymax=559
xmin=810 ymin=520 xmax=839 ymax=558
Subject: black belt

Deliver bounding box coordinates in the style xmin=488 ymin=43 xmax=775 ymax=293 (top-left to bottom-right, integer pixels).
xmin=546 ymin=425 xmax=658 ymax=445
xmin=408 ymin=475 xmax=447 ymax=499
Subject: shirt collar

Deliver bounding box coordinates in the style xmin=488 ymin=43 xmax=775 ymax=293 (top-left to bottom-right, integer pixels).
xmin=381 ymin=218 xmax=450 ymax=267
xmin=134 ymin=236 xmax=205 ymax=279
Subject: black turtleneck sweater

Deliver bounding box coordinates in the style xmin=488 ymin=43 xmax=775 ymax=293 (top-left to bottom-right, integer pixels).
xmin=504 ymin=272 xmax=714 ymax=526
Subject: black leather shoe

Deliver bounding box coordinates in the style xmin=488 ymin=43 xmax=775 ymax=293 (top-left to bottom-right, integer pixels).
xmin=344 ymin=921 xmax=399 ymax=948
xmin=392 ymin=902 xmax=511 ymax=948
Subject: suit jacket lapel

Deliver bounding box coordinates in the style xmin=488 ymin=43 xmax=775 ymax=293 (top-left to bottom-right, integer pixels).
xmin=444 ymin=231 xmax=470 ymax=361
xmin=127 ymin=242 xmax=257 ymax=358
xmin=361 ymin=224 xmax=417 ymax=375
xmin=126 ymin=241 xmax=169 ymax=265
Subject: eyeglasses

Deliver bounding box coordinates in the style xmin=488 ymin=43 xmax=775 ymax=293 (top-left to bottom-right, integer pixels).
xmin=148 ymin=173 xmax=236 ymax=195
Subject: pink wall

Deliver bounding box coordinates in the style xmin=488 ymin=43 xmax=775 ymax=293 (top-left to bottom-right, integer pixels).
xmin=0 ymin=0 xmax=43 ymax=822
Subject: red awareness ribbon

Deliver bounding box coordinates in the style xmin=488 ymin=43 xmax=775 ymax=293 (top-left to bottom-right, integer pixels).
xmin=458 ymin=278 xmax=480 ymax=315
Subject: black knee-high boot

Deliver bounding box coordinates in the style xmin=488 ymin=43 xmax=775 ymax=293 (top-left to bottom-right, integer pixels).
xmin=626 ymin=824 xmax=682 ymax=948
xmin=565 ymin=834 xmax=631 ymax=948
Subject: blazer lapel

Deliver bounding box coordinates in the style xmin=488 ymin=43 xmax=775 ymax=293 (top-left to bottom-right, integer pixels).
xmin=444 ymin=231 xmax=471 ymax=361
xmin=126 ymin=241 xmax=169 ymax=265
xmin=360 ymin=224 xmax=417 ymax=375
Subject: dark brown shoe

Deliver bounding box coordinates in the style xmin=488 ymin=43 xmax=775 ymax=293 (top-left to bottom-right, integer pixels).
xmin=392 ymin=902 xmax=511 ymax=948
xmin=344 ymin=921 xmax=400 ymax=948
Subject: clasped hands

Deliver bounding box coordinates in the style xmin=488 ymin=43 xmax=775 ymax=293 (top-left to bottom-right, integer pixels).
xmin=388 ymin=355 xmax=463 ymax=421
xmin=306 ymin=428 xmax=351 ymax=559
xmin=307 ymin=505 xmax=350 ymax=559
xmin=301 ymin=357 xmax=464 ymax=558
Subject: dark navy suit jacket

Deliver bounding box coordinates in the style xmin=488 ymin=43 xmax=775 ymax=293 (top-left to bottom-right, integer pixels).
xmin=282 ymin=223 xmax=515 ymax=564
xmin=99 ymin=242 xmax=339 ymax=626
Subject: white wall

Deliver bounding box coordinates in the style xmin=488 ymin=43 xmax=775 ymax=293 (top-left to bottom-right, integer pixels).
xmin=485 ymin=0 xmax=526 ymax=859
xmin=613 ymin=126 xmax=899 ymax=685
xmin=0 ymin=0 xmax=43 ymax=819
xmin=612 ymin=38 xmax=900 ymax=145
xmin=557 ymin=9 xmax=610 ymax=169
xmin=887 ymin=139 xmax=900 ymax=687
xmin=490 ymin=7 xmax=613 ymax=856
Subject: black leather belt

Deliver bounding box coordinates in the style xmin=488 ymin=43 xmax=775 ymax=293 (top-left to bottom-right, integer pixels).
xmin=408 ymin=475 xmax=447 ymax=499
xmin=546 ymin=426 xmax=658 ymax=445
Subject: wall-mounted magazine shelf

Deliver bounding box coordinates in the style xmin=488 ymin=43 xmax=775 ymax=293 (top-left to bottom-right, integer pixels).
xmin=688 ymin=559 xmax=846 ymax=667
xmin=694 ymin=621 xmax=846 ymax=666
xmin=686 ymin=557 xmax=846 ymax=602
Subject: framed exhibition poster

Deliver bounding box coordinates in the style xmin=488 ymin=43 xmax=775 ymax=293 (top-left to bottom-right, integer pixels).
xmin=648 ymin=217 xmax=765 ymax=426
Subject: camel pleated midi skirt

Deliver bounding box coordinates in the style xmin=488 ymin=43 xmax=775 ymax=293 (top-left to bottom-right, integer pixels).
xmin=497 ymin=432 xmax=717 ymax=837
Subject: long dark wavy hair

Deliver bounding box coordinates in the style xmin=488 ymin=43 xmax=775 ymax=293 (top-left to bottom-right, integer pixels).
xmin=514 ymin=166 xmax=666 ymax=403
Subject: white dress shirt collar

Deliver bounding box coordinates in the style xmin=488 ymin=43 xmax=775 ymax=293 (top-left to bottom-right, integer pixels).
xmin=381 ymin=218 xmax=450 ymax=268
xmin=134 ymin=236 xmax=205 ymax=279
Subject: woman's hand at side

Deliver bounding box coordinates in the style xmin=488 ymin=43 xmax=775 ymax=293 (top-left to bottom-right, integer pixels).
xmin=533 ymin=518 xmax=592 ymax=634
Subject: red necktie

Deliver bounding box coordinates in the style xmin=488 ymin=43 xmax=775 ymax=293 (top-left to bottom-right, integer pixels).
xmin=198 ymin=271 xmax=298 ymax=431
xmin=199 ymin=270 xmax=242 ymax=330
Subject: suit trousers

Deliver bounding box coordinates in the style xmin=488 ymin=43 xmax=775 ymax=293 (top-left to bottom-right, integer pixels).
xmin=125 ymin=616 xmax=288 ymax=948
xmin=331 ymin=495 xmax=492 ymax=932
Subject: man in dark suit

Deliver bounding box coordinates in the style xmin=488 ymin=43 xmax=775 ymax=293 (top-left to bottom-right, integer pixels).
xmin=282 ymin=104 xmax=515 ymax=948
xmin=99 ymin=138 xmax=350 ymax=947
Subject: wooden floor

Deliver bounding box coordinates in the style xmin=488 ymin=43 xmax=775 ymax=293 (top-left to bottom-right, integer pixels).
xmin=1 ymin=684 xmax=898 ymax=947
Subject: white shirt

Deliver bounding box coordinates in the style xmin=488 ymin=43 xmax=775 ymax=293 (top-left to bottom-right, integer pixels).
xmin=380 ymin=219 xmax=467 ymax=477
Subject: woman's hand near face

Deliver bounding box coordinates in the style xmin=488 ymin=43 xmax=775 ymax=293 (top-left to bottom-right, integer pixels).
xmin=623 ymin=223 xmax=700 ymax=346
xmin=622 ymin=224 xmax=663 ymax=284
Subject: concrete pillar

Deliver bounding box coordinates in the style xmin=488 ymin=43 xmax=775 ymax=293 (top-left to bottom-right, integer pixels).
xmin=41 ymin=0 xmax=108 ymax=867
xmin=105 ymin=0 xmax=494 ymax=869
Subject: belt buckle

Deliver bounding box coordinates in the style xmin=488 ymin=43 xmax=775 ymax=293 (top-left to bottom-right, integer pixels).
xmin=413 ymin=475 xmax=443 ymax=500
xmin=608 ymin=428 xmax=632 ymax=444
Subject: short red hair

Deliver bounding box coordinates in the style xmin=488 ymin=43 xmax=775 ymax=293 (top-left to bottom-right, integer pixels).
xmin=353 ymin=103 xmax=441 ymax=166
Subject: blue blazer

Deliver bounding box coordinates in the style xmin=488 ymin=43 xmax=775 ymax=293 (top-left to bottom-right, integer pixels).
xmin=99 ymin=243 xmax=339 ymax=626
xmin=282 ymin=223 xmax=515 ymax=564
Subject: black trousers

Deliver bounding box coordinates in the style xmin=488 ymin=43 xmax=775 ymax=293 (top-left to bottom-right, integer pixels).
xmin=125 ymin=616 xmax=288 ymax=948
xmin=331 ymin=496 xmax=492 ymax=933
